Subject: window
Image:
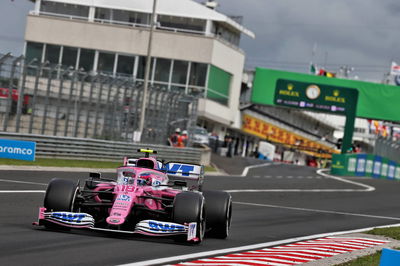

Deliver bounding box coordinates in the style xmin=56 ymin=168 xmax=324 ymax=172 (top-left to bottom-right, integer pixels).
xmin=171 ymin=60 xmax=188 ymax=85
xmin=98 ymin=52 xmax=115 ymax=74
xmin=95 ymin=8 xmax=111 ymax=20
xmin=189 ymin=63 xmax=207 ymax=86
xmin=206 ymin=65 xmax=231 ymax=106
xmin=61 ymin=46 xmax=78 ymax=69
xmin=40 ymin=2 xmax=89 ymax=18
xmin=137 ymin=56 xmax=154 ymax=80
xmin=154 ymin=58 xmax=171 ymax=82
xmin=25 ymin=42 xmax=43 ymax=64
xmin=44 ymin=44 xmax=61 ymax=65
xmin=78 ymin=49 xmax=95 ymax=72
xmin=158 ymin=15 xmax=205 ymax=32
xmin=117 ymin=55 xmax=135 ymax=76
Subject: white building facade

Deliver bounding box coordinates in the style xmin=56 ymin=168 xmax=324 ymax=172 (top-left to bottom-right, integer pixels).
xmin=24 ymin=0 xmax=254 ymax=136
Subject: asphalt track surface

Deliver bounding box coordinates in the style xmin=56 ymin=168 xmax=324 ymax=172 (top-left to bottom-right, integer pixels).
xmin=1 ymin=164 xmax=400 ymax=266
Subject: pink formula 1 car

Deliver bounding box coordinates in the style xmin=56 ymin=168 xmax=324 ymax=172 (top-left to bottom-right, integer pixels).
xmin=34 ymin=149 xmax=232 ymax=243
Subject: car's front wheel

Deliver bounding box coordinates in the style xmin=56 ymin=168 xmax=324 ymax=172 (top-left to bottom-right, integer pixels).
xmin=173 ymin=191 xmax=205 ymax=243
xmin=203 ymin=190 xmax=232 ymax=239
xmin=44 ymin=178 xmax=78 ymax=212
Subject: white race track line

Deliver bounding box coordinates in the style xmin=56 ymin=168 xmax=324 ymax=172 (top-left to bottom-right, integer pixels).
xmin=119 ymin=222 xmax=400 ymax=266
xmin=0 ymin=178 xmax=46 ymax=193
xmin=234 ymin=201 xmax=400 ymax=221
xmin=226 ymin=165 xmax=375 ymax=193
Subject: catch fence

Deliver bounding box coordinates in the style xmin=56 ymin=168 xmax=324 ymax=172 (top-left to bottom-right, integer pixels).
xmin=0 ymin=53 xmax=198 ymax=145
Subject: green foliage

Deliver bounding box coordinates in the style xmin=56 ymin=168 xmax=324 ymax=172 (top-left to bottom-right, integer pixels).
xmin=367 ymin=227 xmax=400 ymax=241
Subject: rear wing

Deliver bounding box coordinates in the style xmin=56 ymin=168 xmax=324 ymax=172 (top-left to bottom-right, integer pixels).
xmin=164 ymin=162 xmax=204 ymax=181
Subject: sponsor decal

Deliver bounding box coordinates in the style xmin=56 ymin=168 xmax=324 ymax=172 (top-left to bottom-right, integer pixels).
xmin=109 ymin=218 xmax=120 ymax=223
xmin=187 ymin=222 xmax=197 ymax=241
xmin=117 ymin=194 xmax=131 ymax=201
xmin=114 ymin=202 xmax=129 ymax=207
xmin=51 ymin=212 xmax=86 ymax=222
xmin=165 ymin=164 xmax=194 ymax=177
xmin=148 ymin=221 xmax=185 ymax=232
xmin=325 ymin=89 xmax=346 ymax=103
xmin=279 ymin=83 xmax=300 ymax=97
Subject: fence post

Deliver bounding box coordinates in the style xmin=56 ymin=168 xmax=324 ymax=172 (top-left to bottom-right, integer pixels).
xmin=3 ymin=55 xmax=24 ymax=132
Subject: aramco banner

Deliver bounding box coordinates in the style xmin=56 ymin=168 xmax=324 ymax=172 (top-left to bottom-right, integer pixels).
xmin=242 ymin=114 xmax=336 ymax=158
xmin=0 ymin=139 xmax=36 ymax=161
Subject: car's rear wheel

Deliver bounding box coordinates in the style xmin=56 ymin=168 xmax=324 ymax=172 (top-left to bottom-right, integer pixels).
xmin=173 ymin=191 xmax=205 ymax=243
xmin=203 ymin=190 xmax=232 ymax=239
xmin=43 ymin=178 xmax=78 ymax=229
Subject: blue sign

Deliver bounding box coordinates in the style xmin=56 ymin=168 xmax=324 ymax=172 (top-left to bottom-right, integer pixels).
xmin=355 ymin=154 xmax=367 ymax=176
xmin=0 ymin=139 xmax=36 ymax=161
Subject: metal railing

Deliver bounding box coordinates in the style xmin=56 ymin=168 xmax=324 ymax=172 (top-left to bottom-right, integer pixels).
xmin=0 ymin=132 xmax=202 ymax=163
xmin=374 ymin=136 xmax=400 ymax=162
xmin=0 ymin=54 xmax=198 ymax=146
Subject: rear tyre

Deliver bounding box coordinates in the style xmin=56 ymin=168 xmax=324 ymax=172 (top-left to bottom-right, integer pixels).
xmin=173 ymin=192 xmax=205 ymax=243
xmin=203 ymin=190 xmax=232 ymax=239
xmin=43 ymin=178 xmax=78 ymax=230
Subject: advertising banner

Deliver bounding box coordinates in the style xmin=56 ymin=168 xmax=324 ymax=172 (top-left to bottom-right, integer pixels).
xmin=331 ymin=153 xmax=349 ymax=176
xmin=332 ymin=154 xmax=399 ymax=181
xmin=388 ymin=161 xmax=396 ymax=180
xmin=0 ymin=139 xmax=36 ymax=161
xmin=242 ymin=113 xmax=336 ymax=158
xmin=365 ymin=154 xmax=374 ymax=177
xmin=355 ymin=154 xmax=367 ymax=176
xmin=252 ymin=67 xmax=400 ymax=121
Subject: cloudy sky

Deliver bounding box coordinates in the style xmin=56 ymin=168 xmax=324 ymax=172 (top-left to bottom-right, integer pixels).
xmin=1 ymin=0 xmax=399 ymax=81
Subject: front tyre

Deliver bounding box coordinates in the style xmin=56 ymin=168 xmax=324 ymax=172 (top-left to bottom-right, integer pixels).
xmin=203 ymin=190 xmax=232 ymax=239
xmin=44 ymin=178 xmax=78 ymax=212
xmin=173 ymin=192 xmax=205 ymax=243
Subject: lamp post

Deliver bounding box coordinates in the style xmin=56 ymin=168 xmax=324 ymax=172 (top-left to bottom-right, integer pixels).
xmin=137 ymin=0 xmax=157 ymax=142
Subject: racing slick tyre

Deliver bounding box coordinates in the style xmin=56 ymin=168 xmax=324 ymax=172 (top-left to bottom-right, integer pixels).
xmin=44 ymin=178 xmax=78 ymax=212
xmin=173 ymin=191 xmax=205 ymax=243
xmin=203 ymin=190 xmax=232 ymax=239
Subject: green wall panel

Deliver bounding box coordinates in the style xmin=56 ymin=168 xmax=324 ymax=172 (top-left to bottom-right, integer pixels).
xmin=252 ymin=67 xmax=400 ymax=121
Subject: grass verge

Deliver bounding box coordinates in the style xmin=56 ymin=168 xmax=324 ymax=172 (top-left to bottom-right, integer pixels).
xmin=336 ymin=250 xmax=381 ymax=266
xmin=337 ymin=227 xmax=400 ymax=265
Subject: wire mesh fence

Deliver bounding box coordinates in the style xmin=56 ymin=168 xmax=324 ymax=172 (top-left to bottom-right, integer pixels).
xmin=374 ymin=136 xmax=400 ymax=162
xmin=0 ymin=53 xmax=198 ymax=145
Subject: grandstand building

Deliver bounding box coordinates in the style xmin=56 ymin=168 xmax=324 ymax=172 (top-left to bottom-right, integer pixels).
xmin=24 ymin=0 xmax=255 ymax=136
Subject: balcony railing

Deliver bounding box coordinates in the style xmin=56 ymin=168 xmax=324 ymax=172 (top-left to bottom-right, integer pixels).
xmin=29 ymin=10 xmax=243 ymax=52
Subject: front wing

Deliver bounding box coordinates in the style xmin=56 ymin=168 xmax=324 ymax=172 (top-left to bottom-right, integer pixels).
xmin=33 ymin=207 xmax=198 ymax=242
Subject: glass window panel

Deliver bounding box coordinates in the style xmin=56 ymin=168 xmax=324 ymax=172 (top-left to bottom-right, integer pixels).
xmin=171 ymin=60 xmax=188 ymax=85
xmin=25 ymin=42 xmax=43 ymax=64
xmin=98 ymin=52 xmax=115 ymax=73
xmin=154 ymin=58 xmax=171 ymax=82
xmin=61 ymin=46 xmax=78 ymax=69
xmin=78 ymin=49 xmax=95 ymax=72
xmin=170 ymin=85 xmax=186 ymax=93
xmin=189 ymin=63 xmax=207 ymax=86
xmin=206 ymin=65 xmax=231 ymax=106
xmin=95 ymin=8 xmax=111 ymax=20
xmin=44 ymin=44 xmax=60 ymax=65
xmin=137 ymin=56 xmax=154 ymax=80
xmin=41 ymin=2 xmax=89 ymax=18
xmin=117 ymin=55 xmax=135 ymax=75
xmin=158 ymin=15 xmax=205 ymax=32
